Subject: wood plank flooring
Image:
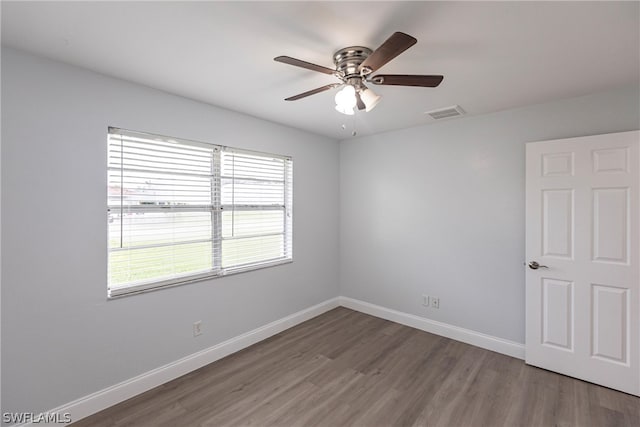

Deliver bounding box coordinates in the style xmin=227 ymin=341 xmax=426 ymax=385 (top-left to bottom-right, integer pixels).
xmin=73 ymin=308 xmax=640 ymax=426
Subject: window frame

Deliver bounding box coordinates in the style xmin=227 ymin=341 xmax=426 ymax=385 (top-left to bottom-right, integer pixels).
xmin=107 ymin=127 xmax=293 ymax=298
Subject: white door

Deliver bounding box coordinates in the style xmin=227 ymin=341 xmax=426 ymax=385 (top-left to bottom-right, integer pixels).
xmin=525 ymin=130 xmax=639 ymax=396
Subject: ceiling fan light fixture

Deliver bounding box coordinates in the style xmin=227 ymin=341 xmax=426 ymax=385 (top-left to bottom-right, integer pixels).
xmin=335 ymin=104 xmax=355 ymax=115
xmin=334 ymin=84 xmax=357 ymax=115
xmin=359 ymin=87 xmax=382 ymax=112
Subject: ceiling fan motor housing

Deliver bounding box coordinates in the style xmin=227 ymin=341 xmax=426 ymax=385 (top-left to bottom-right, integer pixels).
xmin=333 ymin=46 xmax=372 ymax=80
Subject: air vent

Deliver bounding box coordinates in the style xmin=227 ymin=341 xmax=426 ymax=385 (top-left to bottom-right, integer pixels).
xmin=425 ymin=105 xmax=465 ymax=120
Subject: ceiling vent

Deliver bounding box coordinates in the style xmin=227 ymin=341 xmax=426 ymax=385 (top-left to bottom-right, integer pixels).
xmin=425 ymin=105 xmax=465 ymax=120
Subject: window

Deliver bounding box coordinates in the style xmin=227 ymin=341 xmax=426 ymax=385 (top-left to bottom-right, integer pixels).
xmin=107 ymin=128 xmax=292 ymax=297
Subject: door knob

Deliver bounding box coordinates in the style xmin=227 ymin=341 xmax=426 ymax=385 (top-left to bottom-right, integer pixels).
xmin=528 ymin=261 xmax=548 ymax=270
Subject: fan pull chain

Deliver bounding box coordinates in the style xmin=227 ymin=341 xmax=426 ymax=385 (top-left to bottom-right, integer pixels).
xmin=352 ymin=111 xmax=357 ymax=136
xmin=340 ymin=113 xmax=357 ymax=137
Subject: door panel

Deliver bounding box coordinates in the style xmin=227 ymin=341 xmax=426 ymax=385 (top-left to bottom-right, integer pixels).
xmin=525 ymin=130 xmax=639 ymax=396
xmin=542 ymin=189 xmax=574 ymax=258
xmin=541 ymin=278 xmax=573 ymax=350
xmin=592 ymin=188 xmax=629 ymax=263
xmin=591 ymin=284 xmax=628 ymax=364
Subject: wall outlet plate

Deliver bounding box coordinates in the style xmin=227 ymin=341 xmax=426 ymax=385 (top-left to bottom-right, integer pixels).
xmin=422 ymin=295 xmax=429 ymax=307
xmin=193 ymin=321 xmax=202 ymax=337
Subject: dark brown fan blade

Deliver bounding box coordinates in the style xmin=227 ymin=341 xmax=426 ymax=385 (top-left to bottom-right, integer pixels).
xmin=369 ymin=74 xmax=444 ymax=87
xmin=359 ymin=32 xmax=417 ymax=73
xmin=284 ymin=84 xmax=340 ymax=101
xmin=274 ymin=56 xmax=336 ymax=75
xmin=355 ymin=92 xmax=366 ymax=110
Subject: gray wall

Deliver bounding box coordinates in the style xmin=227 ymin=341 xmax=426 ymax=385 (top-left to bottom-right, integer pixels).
xmin=1 ymin=48 xmax=339 ymax=415
xmin=339 ymin=85 xmax=640 ymax=343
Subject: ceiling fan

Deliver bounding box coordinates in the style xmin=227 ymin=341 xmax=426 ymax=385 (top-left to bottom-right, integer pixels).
xmin=274 ymin=32 xmax=443 ymax=115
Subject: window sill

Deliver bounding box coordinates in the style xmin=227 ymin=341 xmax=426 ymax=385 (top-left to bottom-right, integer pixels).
xmin=108 ymin=258 xmax=293 ymax=299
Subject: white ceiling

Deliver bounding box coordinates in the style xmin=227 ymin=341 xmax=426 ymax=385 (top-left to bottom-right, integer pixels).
xmin=2 ymin=1 xmax=639 ymax=140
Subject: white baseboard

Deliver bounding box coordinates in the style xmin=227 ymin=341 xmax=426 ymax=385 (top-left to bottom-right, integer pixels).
xmin=339 ymin=296 xmax=525 ymax=360
xmin=20 ymin=295 xmax=524 ymax=426
xmin=18 ymin=297 xmax=340 ymax=427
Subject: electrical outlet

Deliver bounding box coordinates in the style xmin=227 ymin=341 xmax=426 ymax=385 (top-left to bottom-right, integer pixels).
xmin=193 ymin=321 xmax=202 ymax=337
xmin=431 ymin=297 xmax=440 ymax=309
xmin=422 ymin=295 xmax=430 ymax=307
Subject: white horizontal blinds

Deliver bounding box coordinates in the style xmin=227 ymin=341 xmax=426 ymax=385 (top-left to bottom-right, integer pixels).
xmin=107 ymin=127 xmax=293 ymax=297
xmin=221 ymin=148 xmax=293 ymax=269
xmin=107 ymin=128 xmax=220 ymax=294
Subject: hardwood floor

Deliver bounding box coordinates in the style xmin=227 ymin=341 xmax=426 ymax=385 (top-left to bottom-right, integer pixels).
xmin=73 ymin=308 xmax=640 ymax=427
